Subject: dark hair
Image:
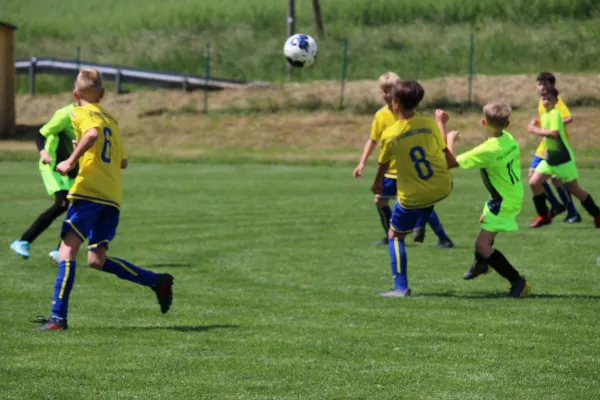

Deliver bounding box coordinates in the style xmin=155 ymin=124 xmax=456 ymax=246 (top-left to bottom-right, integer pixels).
xmin=541 ymin=87 xmax=559 ymax=98
xmin=392 ymin=80 xmax=425 ymax=111
xmin=536 ymin=72 xmax=556 ymax=85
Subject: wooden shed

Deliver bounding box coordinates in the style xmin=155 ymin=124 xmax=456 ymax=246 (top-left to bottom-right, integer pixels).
xmin=0 ymin=22 xmax=17 ymax=138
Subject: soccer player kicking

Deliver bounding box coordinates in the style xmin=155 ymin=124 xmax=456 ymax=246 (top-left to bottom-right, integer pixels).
xmin=445 ymin=103 xmax=530 ymax=297
xmin=371 ymin=80 xmax=454 ymax=297
xmin=528 ymin=87 xmax=600 ymax=228
xmin=354 ymin=72 xmax=453 ymax=249
xmin=529 ymin=72 xmax=580 ymax=226
xmin=34 ymin=69 xmax=174 ymax=331
xmin=11 ymin=104 xmax=77 ymax=263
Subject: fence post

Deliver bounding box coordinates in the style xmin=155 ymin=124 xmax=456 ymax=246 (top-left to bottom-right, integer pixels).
xmin=115 ymin=69 xmax=122 ymax=94
xmin=203 ymin=43 xmax=211 ymax=113
xmin=467 ymin=32 xmax=474 ymax=106
xmin=339 ymin=39 xmax=349 ymax=109
xmin=28 ymin=57 xmax=37 ymax=96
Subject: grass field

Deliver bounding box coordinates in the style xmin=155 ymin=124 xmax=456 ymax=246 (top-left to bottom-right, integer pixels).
xmin=1 ymin=162 xmax=600 ymax=399
xmin=7 ymin=0 xmax=600 ymax=92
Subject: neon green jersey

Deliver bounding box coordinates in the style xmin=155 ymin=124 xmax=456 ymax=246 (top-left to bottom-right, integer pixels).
xmin=456 ymin=130 xmax=523 ymax=215
xmin=541 ymin=107 xmax=574 ymax=166
xmin=39 ymin=104 xmax=76 ymax=171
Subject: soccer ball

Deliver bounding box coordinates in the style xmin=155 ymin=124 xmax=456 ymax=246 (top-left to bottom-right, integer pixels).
xmin=283 ymin=34 xmax=318 ymax=68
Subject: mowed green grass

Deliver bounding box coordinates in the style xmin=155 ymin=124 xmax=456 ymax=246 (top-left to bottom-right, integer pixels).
xmin=7 ymin=0 xmax=600 ymax=93
xmin=1 ymin=161 xmax=599 ymax=399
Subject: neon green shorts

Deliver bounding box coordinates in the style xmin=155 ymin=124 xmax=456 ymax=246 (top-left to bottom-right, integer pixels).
xmin=535 ymin=160 xmax=578 ymax=183
xmin=480 ymin=204 xmax=519 ymax=232
xmin=40 ymin=167 xmax=75 ymax=196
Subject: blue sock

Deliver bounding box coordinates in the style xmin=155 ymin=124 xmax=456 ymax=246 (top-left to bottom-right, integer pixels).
xmin=556 ymin=185 xmax=578 ymax=216
xmin=51 ymin=260 xmax=77 ymax=320
xmin=388 ymin=237 xmax=408 ymax=290
xmin=377 ymin=205 xmax=392 ymax=234
xmin=102 ymin=257 xmax=158 ymax=287
xmin=543 ymin=182 xmax=561 ymax=209
xmin=427 ymin=210 xmax=449 ymax=240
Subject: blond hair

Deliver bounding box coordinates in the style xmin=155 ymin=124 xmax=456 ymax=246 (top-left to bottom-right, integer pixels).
xmin=75 ymin=68 xmax=103 ymax=93
xmin=378 ymin=72 xmax=401 ymax=91
xmin=483 ymin=102 xmax=511 ymax=130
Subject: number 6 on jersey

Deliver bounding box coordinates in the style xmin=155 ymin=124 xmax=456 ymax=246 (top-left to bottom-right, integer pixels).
xmin=101 ymin=127 xmax=112 ymax=163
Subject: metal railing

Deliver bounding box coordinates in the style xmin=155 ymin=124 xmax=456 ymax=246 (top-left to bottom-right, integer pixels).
xmin=15 ymin=57 xmax=269 ymax=95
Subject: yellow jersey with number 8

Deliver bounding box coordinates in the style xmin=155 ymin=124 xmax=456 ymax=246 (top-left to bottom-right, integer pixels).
xmin=68 ymin=103 xmax=125 ymax=209
xmin=378 ymin=115 xmax=452 ymax=208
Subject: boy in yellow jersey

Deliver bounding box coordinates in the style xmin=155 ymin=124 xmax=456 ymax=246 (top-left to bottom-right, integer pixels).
xmin=371 ymin=80 xmax=454 ymax=297
xmin=353 ymin=72 xmax=453 ymax=248
xmin=528 ymin=87 xmax=600 ymax=228
xmin=445 ymin=103 xmax=530 ymax=298
xmin=529 ymin=72 xmax=580 ymax=227
xmin=33 ymin=69 xmax=174 ymax=331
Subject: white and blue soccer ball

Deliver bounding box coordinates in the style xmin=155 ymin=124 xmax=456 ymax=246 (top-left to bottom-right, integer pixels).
xmin=283 ymin=33 xmax=318 ymax=68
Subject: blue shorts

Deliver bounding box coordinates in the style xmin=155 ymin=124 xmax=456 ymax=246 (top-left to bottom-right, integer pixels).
xmin=390 ymin=203 xmax=434 ymax=233
xmin=529 ymin=155 xmax=543 ymax=171
xmin=61 ymin=200 xmax=120 ymax=250
xmin=374 ymin=177 xmax=397 ymax=200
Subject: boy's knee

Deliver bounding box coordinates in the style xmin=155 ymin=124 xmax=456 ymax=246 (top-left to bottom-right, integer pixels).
xmin=87 ymin=252 xmax=106 ymax=269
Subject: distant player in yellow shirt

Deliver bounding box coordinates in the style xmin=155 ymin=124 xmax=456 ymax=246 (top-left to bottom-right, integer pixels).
xmin=529 ymin=72 xmax=580 ymax=227
xmin=353 ymin=73 xmax=453 ymax=248
xmin=371 ymin=80 xmax=454 ymax=297
xmin=33 ymin=69 xmax=174 ymax=331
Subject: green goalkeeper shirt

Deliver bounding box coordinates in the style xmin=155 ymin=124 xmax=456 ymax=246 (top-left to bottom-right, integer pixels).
xmin=456 ymin=130 xmax=523 ymax=215
xmin=541 ymin=107 xmax=574 ymax=166
xmin=38 ymin=104 xmax=76 ymax=172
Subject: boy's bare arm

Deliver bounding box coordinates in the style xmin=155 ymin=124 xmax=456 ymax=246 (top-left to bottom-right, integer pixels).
xmin=353 ymin=138 xmax=378 ymax=178
xmin=56 ymin=128 xmax=99 ymax=175
xmin=445 ymin=131 xmax=459 ymax=168
xmin=528 ymin=120 xmax=559 ymax=138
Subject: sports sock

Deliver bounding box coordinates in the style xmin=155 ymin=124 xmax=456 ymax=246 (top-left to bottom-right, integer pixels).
xmin=581 ymin=194 xmax=600 ymax=217
xmin=543 ymin=182 xmax=561 ymax=209
xmin=102 ymin=257 xmax=158 ymax=287
xmin=377 ymin=204 xmax=392 ymax=234
xmin=556 ymin=185 xmax=578 ymax=216
xmin=533 ymin=194 xmax=549 ymax=218
xmin=486 ymin=250 xmax=520 ymax=282
xmin=427 ymin=210 xmax=449 ymax=240
xmin=50 ymin=260 xmax=76 ymax=320
xmin=474 ymin=251 xmax=486 ymax=265
xmin=414 ymin=215 xmax=426 ymax=230
xmin=388 ymin=237 xmax=408 ymax=291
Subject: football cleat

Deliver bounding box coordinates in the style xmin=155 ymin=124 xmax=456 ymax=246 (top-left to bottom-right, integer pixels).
xmin=529 ymin=215 xmax=551 ymax=228
xmin=463 ymin=258 xmax=491 ymax=280
xmin=563 ymin=213 xmax=582 ymax=223
xmin=48 ymin=249 xmax=59 ymax=264
xmin=31 ymin=316 xmax=68 ymax=331
xmin=413 ymin=227 xmax=425 ymax=243
xmin=437 ymin=238 xmax=454 ymax=249
xmin=550 ymin=204 xmax=566 ymax=218
xmin=11 ymin=240 xmax=30 ymax=259
xmin=507 ymin=278 xmax=531 ymax=298
xmin=153 ymin=274 xmax=174 ymax=314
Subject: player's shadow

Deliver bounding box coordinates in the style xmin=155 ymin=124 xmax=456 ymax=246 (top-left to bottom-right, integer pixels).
xmin=419 ymin=291 xmax=600 ymax=300
xmin=142 ymin=263 xmax=192 ymax=268
xmin=123 ymin=324 xmax=239 ymax=332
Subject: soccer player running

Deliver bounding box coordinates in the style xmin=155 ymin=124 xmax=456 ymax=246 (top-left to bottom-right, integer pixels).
xmin=528 ymin=87 xmax=600 ymax=228
xmin=354 ymin=72 xmax=453 ymax=249
xmin=371 ymin=80 xmax=454 ymax=297
xmin=529 ymin=72 xmax=580 ymax=226
xmin=445 ymin=103 xmax=530 ymax=297
xmin=34 ymin=69 xmax=174 ymax=331
xmin=11 ymin=104 xmax=77 ymax=263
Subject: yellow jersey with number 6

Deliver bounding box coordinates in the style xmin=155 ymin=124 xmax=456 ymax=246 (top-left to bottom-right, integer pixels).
xmin=68 ymin=103 xmax=125 ymax=210
xmin=378 ymin=115 xmax=452 ymax=208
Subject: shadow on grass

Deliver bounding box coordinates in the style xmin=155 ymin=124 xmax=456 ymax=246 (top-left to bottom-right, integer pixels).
xmin=419 ymin=292 xmax=600 ymax=300
xmin=143 ymin=263 xmax=193 ymax=268
xmin=122 ymin=324 xmax=239 ymax=332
